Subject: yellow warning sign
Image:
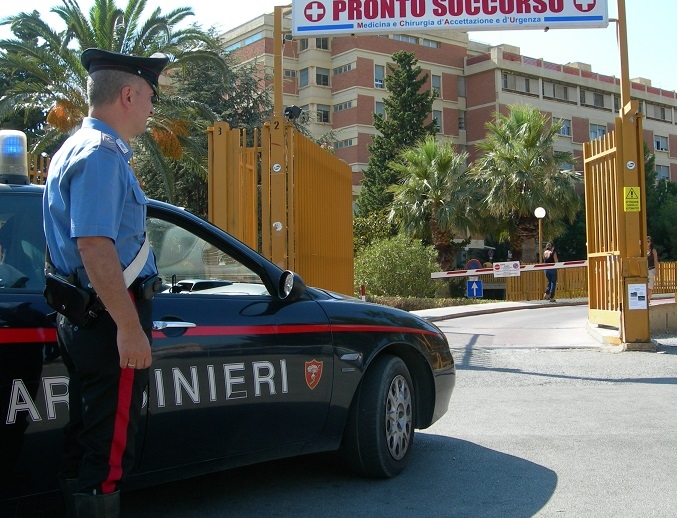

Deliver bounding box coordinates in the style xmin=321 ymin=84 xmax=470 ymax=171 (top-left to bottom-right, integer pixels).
xmin=624 ymin=187 xmax=641 ymax=212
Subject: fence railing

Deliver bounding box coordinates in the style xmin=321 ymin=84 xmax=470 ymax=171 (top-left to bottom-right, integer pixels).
xmin=27 ymin=153 xmax=50 ymax=184
xmin=463 ymin=262 xmax=675 ymax=301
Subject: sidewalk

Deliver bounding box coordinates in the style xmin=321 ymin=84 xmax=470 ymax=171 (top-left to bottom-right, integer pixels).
xmin=411 ymin=297 xmax=588 ymax=322
xmin=411 ymin=294 xmax=676 ymax=348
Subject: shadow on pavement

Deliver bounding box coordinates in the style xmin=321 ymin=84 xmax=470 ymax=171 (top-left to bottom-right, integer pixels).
xmin=448 ymin=335 xmax=677 ymax=385
xmin=120 ymin=435 xmax=556 ymax=517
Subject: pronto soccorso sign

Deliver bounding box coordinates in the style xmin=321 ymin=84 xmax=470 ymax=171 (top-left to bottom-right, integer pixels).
xmin=291 ymin=0 xmax=608 ymax=36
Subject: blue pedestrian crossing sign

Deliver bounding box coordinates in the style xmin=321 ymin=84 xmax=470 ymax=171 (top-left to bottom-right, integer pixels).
xmin=467 ymin=280 xmax=483 ymax=298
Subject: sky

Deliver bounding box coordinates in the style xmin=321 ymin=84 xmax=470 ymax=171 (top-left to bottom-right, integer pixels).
xmin=1 ymin=0 xmax=676 ymax=91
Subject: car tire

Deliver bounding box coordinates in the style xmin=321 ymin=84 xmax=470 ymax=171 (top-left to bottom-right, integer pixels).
xmin=342 ymin=354 xmax=414 ymax=479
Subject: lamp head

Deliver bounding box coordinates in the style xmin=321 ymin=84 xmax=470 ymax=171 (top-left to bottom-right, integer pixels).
xmin=284 ymin=105 xmax=302 ymax=120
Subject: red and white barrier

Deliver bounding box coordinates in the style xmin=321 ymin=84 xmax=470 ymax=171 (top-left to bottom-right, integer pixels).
xmin=431 ymin=260 xmax=588 ymax=279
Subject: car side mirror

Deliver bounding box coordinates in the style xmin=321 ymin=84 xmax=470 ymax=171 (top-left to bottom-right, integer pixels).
xmin=278 ymin=271 xmax=306 ymax=301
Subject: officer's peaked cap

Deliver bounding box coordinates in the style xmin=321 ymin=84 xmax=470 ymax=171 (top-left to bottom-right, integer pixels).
xmin=81 ymin=48 xmax=170 ymax=92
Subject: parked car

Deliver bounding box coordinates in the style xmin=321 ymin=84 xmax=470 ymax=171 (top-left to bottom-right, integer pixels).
xmin=0 ymin=170 xmax=455 ymax=512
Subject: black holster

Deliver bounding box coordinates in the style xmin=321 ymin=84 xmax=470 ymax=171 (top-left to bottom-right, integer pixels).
xmin=44 ymin=273 xmax=103 ymax=328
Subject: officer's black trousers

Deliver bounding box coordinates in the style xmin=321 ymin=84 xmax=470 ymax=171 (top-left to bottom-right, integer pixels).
xmin=57 ymin=297 xmax=152 ymax=495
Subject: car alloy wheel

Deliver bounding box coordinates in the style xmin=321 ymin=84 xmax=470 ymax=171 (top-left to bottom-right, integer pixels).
xmin=341 ymin=354 xmax=415 ymax=478
xmin=385 ymin=373 xmax=412 ymax=461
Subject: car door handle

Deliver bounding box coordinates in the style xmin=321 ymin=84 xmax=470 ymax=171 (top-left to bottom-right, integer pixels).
xmin=152 ymin=321 xmax=197 ymax=330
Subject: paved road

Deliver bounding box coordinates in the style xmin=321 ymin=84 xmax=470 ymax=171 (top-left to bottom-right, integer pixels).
xmin=116 ymin=305 xmax=676 ymax=518
xmin=435 ymin=304 xmax=601 ymax=349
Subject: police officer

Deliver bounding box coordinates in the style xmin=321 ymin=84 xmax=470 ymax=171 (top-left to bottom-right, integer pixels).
xmin=43 ymin=48 xmax=169 ymax=517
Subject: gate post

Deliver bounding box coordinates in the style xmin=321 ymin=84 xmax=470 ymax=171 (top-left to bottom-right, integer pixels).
xmin=268 ymin=5 xmax=288 ymax=269
xmin=615 ymin=0 xmax=651 ymax=349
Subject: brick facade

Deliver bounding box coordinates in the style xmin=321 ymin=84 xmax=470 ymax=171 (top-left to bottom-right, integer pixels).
xmin=223 ymin=17 xmax=677 ymax=188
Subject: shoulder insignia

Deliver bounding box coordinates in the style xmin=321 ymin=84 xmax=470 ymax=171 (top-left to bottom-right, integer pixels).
xmin=115 ymin=138 xmax=130 ymax=154
xmin=101 ymin=133 xmax=117 ymax=149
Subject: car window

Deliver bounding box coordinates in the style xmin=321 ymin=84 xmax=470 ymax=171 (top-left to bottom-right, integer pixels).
xmin=147 ymin=216 xmax=265 ymax=295
xmin=0 ymin=196 xmax=45 ymax=290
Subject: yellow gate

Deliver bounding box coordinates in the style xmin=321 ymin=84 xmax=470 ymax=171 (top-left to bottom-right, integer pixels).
xmin=207 ymin=121 xmax=354 ymax=296
xmin=583 ymin=104 xmax=651 ymax=347
xmin=583 ymin=126 xmax=626 ymax=327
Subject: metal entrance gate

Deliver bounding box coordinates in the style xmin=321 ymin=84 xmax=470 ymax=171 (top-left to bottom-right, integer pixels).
xmin=583 ymin=125 xmax=625 ymax=327
xmin=583 ymin=104 xmax=651 ymax=347
xmin=207 ymin=121 xmax=354 ymax=296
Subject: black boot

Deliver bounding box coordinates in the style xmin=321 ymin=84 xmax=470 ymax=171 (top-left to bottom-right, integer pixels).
xmin=73 ymin=491 xmax=120 ymax=518
xmin=59 ymin=477 xmax=78 ymax=518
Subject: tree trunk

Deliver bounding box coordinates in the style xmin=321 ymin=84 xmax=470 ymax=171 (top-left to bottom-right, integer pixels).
xmin=431 ymin=224 xmax=455 ymax=271
xmin=514 ymin=214 xmax=539 ymax=263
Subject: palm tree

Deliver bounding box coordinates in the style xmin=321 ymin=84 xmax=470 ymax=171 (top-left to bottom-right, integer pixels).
xmin=0 ymin=0 xmax=224 ymax=203
xmin=471 ymin=104 xmax=581 ymax=262
xmin=388 ymin=136 xmax=477 ymax=271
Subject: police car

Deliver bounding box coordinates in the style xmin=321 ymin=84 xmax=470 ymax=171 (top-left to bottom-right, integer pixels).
xmin=0 ymin=130 xmax=455 ymax=510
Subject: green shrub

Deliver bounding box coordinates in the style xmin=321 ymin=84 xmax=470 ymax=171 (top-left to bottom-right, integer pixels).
xmin=352 ymin=209 xmax=397 ymax=252
xmin=354 ymin=234 xmax=438 ymax=297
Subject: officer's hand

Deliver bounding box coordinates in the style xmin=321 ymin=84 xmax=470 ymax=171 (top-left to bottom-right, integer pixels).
xmin=117 ymin=324 xmax=152 ymax=370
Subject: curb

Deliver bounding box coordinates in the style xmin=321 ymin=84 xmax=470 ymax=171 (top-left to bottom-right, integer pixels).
xmin=412 ymin=298 xmax=676 ymax=349
xmin=414 ymin=299 xmax=587 ymax=323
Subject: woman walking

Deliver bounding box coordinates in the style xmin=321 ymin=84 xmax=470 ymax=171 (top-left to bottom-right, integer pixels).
xmin=543 ymin=242 xmax=558 ymax=302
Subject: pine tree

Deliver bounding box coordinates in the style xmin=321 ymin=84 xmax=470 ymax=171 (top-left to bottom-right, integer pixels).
xmin=356 ymin=51 xmax=436 ymax=217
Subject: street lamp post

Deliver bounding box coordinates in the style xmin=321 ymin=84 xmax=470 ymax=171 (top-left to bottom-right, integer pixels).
xmin=534 ymin=207 xmax=546 ymax=262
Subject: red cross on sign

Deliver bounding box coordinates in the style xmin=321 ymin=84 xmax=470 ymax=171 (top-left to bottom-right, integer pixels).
xmin=574 ymin=0 xmax=596 ymax=12
xmin=304 ymin=1 xmax=326 ymax=22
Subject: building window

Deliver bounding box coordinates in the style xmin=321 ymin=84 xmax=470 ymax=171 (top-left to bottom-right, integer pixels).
xmin=647 ymin=103 xmax=669 ymax=121
xmin=543 ymin=80 xmax=570 ymax=102
xmin=502 ymin=72 xmax=537 ymax=96
xmin=284 ymin=69 xmax=296 ymax=78
xmin=334 ymin=139 xmax=354 ymax=150
xmin=316 ymin=68 xmax=330 ymax=86
xmin=432 ymin=110 xmax=442 ymax=133
xmin=557 ymin=119 xmax=572 ymax=137
xmin=654 ymin=135 xmax=669 ymax=152
xmin=224 ymin=32 xmax=263 ymax=51
xmin=656 ymin=165 xmax=670 ymax=180
xmin=431 ymin=75 xmax=441 ymax=98
xmin=316 ymin=37 xmax=329 ymax=50
xmin=333 ymin=101 xmax=353 ymax=112
xmin=457 ymin=76 xmax=466 ymax=97
xmin=375 ymin=65 xmax=385 ymax=89
xmin=581 ymin=89 xmax=609 ymax=109
xmin=614 ymin=95 xmax=620 ymax=112
xmin=333 ymin=63 xmax=352 ymax=75
xmin=299 ymin=38 xmax=308 ymax=51
xmin=590 ymin=124 xmax=606 ymax=140
xmin=393 ymin=34 xmax=417 ymax=44
xmin=422 ymin=39 xmax=440 ymax=48
xmin=375 ymin=101 xmax=385 ymax=117
xmin=299 ymin=68 xmax=308 ymax=87
xmin=316 ymin=104 xmax=330 ymax=123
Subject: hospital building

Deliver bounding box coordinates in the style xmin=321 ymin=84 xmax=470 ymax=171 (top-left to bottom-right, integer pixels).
xmin=222 ymin=11 xmax=677 ymax=198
